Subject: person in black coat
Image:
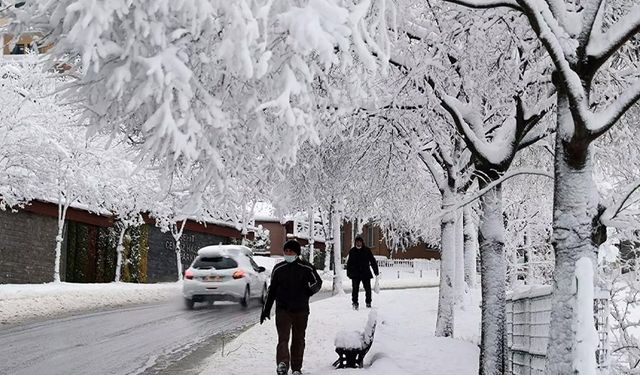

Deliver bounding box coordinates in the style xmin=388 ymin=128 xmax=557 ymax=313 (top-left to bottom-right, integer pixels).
xmin=260 ymin=240 xmax=323 ymax=375
xmin=346 ymin=236 xmax=379 ymax=309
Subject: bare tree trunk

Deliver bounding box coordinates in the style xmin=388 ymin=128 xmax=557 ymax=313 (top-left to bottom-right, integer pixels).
xmin=53 ymin=222 xmax=65 ymax=283
xmin=436 ymin=191 xmax=456 ymax=337
xmin=53 ymin=195 xmax=69 ymax=283
xmin=332 ymin=201 xmax=345 ymax=295
xmin=455 ymin=207 xmax=466 ymax=303
xmin=463 ymin=205 xmax=478 ymax=288
xmin=546 ymin=95 xmax=599 ymax=374
xmin=478 ymin=183 xmax=506 ymax=375
xmin=172 ymin=220 xmax=187 ymax=281
xmin=308 ymin=206 xmax=315 ymax=264
xmin=114 ymin=225 xmax=127 ymax=282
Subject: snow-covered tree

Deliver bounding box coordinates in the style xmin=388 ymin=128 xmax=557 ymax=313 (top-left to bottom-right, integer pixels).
xmin=11 ymin=0 xmax=392 ymax=199
xmin=440 ymin=0 xmax=640 ymax=371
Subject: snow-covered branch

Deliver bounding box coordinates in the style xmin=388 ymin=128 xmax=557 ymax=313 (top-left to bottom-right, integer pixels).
xmin=600 ymin=180 xmax=640 ymax=228
xmin=587 ymin=4 xmax=640 ymax=68
xmin=420 ymin=150 xmax=448 ymax=193
xmin=516 ymin=0 xmax=592 ymax=129
xmin=454 ymin=168 xmax=554 ymax=212
xmin=542 ymin=0 xmax=570 ymax=34
xmin=589 ymin=79 xmax=640 ymax=139
xmin=577 ymin=0 xmax=605 ymax=50
xmin=443 ymin=0 xmax=522 ymax=11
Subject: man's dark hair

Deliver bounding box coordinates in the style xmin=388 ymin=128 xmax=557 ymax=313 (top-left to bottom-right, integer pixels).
xmin=355 ymin=236 xmax=364 ymax=244
xmin=283 ymin=239 xmax=301 ymax=255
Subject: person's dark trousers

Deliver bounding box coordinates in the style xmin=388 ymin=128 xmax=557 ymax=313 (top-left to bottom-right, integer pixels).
xmin=275 ymin=308 xmax=309 ymax=372
xmin=351 ymin=278 xmax=372 ymax=305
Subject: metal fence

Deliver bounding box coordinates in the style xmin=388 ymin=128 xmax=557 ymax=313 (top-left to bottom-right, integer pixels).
xmin=376 ymin=258 xmax=440 ymax=272
xmin=505 ymin=285 xmax=610 ymax=375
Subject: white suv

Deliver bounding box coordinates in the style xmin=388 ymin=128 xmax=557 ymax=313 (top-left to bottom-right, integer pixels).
xmin=182 ymin=245 xmax=268 ymax=309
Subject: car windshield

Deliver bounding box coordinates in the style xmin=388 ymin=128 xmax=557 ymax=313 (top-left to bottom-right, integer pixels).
xmin=192 ymin=256 xmax=238 ymax=270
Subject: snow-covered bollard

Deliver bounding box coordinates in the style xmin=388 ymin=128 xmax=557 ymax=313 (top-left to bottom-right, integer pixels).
xmin=333 ymin=310 xmax=377 ymax=369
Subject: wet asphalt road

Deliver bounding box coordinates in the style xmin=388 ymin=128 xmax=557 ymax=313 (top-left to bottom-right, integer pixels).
xmin=0 ymin=296 xmax=263 ymax=375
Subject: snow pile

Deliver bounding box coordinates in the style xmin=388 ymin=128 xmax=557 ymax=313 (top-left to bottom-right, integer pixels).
xmin=335 ymin=330 xmax=365 ymax=349
xmin=0 ymin=282 xmax=180 ymax=325
xmin=200 ymin=287 xmax=480 ymax=374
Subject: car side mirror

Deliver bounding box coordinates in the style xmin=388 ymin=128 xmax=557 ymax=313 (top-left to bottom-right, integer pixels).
xmin=258 ymin=266 xmax=266 ymax=273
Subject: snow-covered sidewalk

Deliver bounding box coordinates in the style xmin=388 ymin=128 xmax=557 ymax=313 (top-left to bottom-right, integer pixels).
xmin=200 ymin=287 xmax=480 ymax=374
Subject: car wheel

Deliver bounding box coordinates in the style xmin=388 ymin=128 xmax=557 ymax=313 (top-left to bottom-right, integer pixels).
xmin=261 ymin=284 xmax=268 ymax=305
xmin=240 ymin=285 xmax=250 ymax=308
xmin=184 ymin=298 xmax=195 ymax=310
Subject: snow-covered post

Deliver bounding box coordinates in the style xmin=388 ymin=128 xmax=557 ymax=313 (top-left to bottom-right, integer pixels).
xmin=574 ymin=257 xmax=599 ymax=375
xmin=332 ymin=200 xmax=345 ymax=295
xmin=463 ymin=204 xmax=478 ymax=288
xmin=171 ymin=220 xmax=188 ymax=281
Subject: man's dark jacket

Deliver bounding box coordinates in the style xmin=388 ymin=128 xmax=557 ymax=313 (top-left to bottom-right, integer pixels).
xmin=262 ymin=258 xmax=323 ymax=315
xmin=346 ymin=246 xmax=379 ymax=280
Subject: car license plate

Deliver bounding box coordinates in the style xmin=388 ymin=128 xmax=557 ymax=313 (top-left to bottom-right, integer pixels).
xmin=204 ymin=276 xmax=222 ymax=282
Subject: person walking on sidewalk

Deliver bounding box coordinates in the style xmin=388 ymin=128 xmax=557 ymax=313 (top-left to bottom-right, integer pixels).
xmin=260 ymin=240 xmax=323 ymax=375
xmin=346 ymin=236 xmax=379 ymax=310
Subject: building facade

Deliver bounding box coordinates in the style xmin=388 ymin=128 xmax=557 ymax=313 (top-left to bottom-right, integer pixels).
xmin=0 ymin=200 xmax=249 ymax=284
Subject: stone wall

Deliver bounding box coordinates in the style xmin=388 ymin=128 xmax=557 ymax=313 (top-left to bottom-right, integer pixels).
xmin=0 ymin=209 xmax=58 ymax=283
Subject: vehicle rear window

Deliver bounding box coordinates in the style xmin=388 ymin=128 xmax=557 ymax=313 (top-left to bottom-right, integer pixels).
xmin=193 ymin=256 xmax=238 ymax=270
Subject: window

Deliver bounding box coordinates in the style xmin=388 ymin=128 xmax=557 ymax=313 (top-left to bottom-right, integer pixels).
xmin=192 ymin=256 xmax=238 ymax=270
xmin=10 ymin=43 xmax=28 ymax=55
xmin=367 ymin=226 xmax=374 ymax=247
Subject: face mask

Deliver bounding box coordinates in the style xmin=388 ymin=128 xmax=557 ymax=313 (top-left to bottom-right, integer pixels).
xmin=284 ymin=255 xmax=297 ymax=263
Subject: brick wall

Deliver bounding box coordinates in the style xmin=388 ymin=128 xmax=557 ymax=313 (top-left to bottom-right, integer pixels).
xmin=0 ymin=209 xmax=58 ymax=283
xmin=146 ymin=226 xmax=230 ymax=282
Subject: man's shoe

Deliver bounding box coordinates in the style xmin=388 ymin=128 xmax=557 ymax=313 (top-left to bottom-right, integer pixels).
xmin=352 ymin=303 xmax=359 ymax=310
xmin=277 ymin=362 xmax=288 ymax=375
xmin=366 ymin=303 xmax=371 ymax=308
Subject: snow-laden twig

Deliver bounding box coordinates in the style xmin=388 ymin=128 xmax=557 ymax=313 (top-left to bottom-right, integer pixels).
xmin=587 ymin=4 xmax=640 ymax=67
xmin=443 ymin=0 xmax=522 ymax=11
xmin=589 ymin=79 xmax=640 ymax=139
xmin=600 ymin=180 xmax=640 ymax=228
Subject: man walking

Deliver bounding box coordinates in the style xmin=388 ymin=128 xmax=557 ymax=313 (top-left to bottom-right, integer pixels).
xmin=346 ymin=236 xmax=379 ymax=310
xmin=261 ymin=240 xmax=323 ymax=375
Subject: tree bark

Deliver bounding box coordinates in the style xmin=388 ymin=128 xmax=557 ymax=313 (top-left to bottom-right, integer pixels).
xmin=463 ymin=205 xmax=478 ymax=288
xmin=436 ymin=190 xmax=457 ymax=337
xmin=332 ymin=206 xmax=345 ymax=296
xmin=545 ymin=94 xmax=598 ymax=374
xmin=114 ymin=225 xmax=127 ymax=282
xmin=478 ymin=182 xmax=506 ymax=375
xmin=455 ymin=207 xmax=466 ymax=303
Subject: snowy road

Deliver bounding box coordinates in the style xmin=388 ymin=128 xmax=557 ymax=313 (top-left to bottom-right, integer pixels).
xmin=0 ymin=296 xmax=263 ymax=375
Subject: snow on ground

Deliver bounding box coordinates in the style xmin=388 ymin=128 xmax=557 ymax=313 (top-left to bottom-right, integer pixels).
xmin=0 ymin=268 xmax=437 ymax=327
xmin=0 ymin=282 xmax=181 ymax=326
xmin=200 ymin=287 xmax=480 ymax=375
